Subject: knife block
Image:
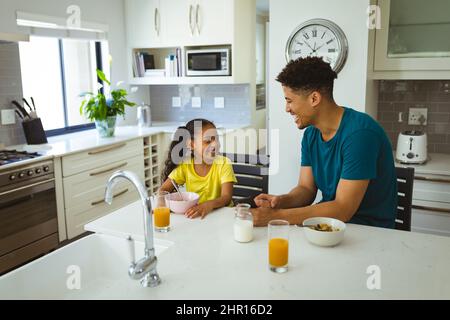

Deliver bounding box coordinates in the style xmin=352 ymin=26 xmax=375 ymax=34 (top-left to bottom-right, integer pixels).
xmin=22 ymin=118 xmax=48 ymax=145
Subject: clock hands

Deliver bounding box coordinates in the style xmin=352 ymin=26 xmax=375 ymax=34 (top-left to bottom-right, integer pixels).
xmin=303 ymin=40 xmax=316 ymax=55
xmin=315 ymin=43 xmax=326 ymax=52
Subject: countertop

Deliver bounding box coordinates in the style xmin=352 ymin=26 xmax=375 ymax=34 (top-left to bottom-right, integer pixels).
xmin=84 ymin=202 xmax=450 ymax=299
xmin=1 ymin=122 xmax=249 ymax=170
xmin=396 ymin=153 xmax=450 ymax=177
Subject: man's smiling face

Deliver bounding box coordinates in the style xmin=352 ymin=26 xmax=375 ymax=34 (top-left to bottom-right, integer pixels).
xmin=283 ymin=86 xmax=320 ymax=130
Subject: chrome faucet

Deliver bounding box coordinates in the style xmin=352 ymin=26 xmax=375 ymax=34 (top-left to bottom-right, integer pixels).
xmin=104 ymin=170 xmax=161 ymax=287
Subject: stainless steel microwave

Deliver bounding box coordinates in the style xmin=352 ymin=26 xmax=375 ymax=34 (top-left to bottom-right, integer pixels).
xmin=185 ymin=48 xmax=230 ymax=76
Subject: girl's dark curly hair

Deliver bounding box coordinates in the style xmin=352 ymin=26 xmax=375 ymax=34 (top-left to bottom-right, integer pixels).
xmin=276 ymin=56 xmax=338 ymax=100
xmin=161 ymin=118 xmax=216 ymax=182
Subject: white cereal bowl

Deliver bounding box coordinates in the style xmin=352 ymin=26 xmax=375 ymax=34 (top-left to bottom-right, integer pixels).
xmin=302 ymin=217 xmax=346 ymax=247
xmin=166 ymin=192 xmax=200 ymax=214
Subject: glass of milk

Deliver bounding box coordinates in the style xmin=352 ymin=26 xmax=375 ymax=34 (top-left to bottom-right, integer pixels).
xmin=234 ymin=204 xmax=253 ymax=243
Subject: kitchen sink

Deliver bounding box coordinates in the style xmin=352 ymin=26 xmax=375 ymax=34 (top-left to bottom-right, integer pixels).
xmin=0 ymin=233 xmax=172 ymax=299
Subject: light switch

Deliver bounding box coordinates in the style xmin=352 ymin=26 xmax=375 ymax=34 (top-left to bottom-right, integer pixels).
xmin=214 ymin=97 xmax=225 ymax=109
xmin=172 ymin=96 xmax=181 ymax=108
xmin=191 ymin=97 xmax=202 ymax=108
xmin=1 ymin=109 xmax=16 ymax=125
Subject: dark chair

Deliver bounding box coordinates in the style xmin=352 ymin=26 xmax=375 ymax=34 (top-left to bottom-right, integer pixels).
xmin=395 ymin=166 xmax=415 ymax=231
xmin=224 ymin=153 xmax=269 ymax=208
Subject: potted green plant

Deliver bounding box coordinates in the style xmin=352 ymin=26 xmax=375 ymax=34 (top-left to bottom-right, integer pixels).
xmin=79 ymin=69 xmax=136 ymax=137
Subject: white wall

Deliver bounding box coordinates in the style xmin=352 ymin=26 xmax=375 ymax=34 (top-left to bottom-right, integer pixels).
xmin=0 ymin=0 xmax=149 ymax=126
xmin=268 ymin=0 xmax=372 ymax=194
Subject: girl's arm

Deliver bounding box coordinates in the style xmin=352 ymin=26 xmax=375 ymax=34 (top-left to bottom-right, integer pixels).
xmin=159 ymin=178 xmax=175 ymax=193
xmin=185 ymin=182 xmax=234 ymax=219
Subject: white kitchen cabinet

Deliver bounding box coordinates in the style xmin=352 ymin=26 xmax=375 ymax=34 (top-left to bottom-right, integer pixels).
xmin=160 ymin=0 xmax=192 ymax=46
xmin=374 ymin=0 xmax=450 ymax=77
xmin=125 ymin=0 xmax=255 ymax=85
xmin=62 ymin=139 xmax=142 ymax=177
xmin=161 ymin=0 xmax=234 ymax=46
xmin=126 ymin=0 xmax=233 ymax=48
xmin=125 ymin=0 xmax=162 ymax=48
xmin=62 ymin=139 xmax=145 ymax=239
xmin=189 ymin=0 xmax=233 ymax=45
xmin=411 ymin=174 xmax=450 ymax=237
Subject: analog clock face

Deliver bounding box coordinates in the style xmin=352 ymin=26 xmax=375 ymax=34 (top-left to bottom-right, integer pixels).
xmin=286 ymin=19 xmax=348 ymax=73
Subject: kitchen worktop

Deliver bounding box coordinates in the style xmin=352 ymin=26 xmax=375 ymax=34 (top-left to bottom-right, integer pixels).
xmin=1 ymin=122 xmax=249 ymax=170
xmin=396 ymin=153 xmax=450 ymax=177
xmin=83 ymin=202 xmax=450 ymax=299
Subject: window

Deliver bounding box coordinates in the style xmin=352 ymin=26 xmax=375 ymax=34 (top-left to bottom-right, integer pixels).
xmin=19 ymin=36 xmax=109 ymax=135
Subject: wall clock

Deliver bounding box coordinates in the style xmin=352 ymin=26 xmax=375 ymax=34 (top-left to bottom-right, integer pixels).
xmin=285 ymin=19 xmax=348 ymax=73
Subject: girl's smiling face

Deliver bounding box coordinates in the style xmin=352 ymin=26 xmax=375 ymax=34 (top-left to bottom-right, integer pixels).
xmin=190 ymin=124 xmax=220 ymax=164
xmin=283 ymin=85 xmax=321 ymax=129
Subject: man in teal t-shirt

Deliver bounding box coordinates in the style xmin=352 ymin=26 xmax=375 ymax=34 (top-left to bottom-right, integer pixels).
xmin=252 ymin=57 xmax=397 ymax=228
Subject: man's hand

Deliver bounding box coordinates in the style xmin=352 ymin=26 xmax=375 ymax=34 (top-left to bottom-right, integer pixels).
xmin=185 ymin=202 xmax=214 ymax=219
xmin=250 ymin=207 xmax=281 ymax=227
xmin=254 ymin=193 xmax=282 ymax=209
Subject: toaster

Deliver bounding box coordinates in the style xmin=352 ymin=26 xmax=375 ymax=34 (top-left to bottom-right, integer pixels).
xmin=396 ymin=130 xmax=428 ymax=164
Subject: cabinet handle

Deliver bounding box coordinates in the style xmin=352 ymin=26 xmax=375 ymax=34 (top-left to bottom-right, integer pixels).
xmin=87 ymin=143 xmax=127 ymax=155
xmin=412 ymin=205 xmax=450 ymax=214
xmin=91 ymin=188 xmax=129 ymax=206
xmin=89 ymin=162 xmax=128 ymax=176
xmin=154 ymin=8 xmax=158 ymax=35
xmin=189 ymin=5 xmax=194 ymax=36
xmin=157 ymin=8 xmax=161 ymax=36
xmin=415 ymin=176 xmax=450 ymax=184
xmin=0 ymin=178 xmax=55 ymax=197
xmin=195 ymin=4 xmax=200 ymax=34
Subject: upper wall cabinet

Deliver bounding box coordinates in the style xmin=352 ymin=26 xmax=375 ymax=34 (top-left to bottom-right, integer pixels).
xmin=125 ymin=0 xmax=255 ymax=85
xmin=374 ymin=0 xmax=450 ymax=78
xmin=125 ymin=0 xmax=162 ymax=48
xmin=190 ymin=0 xmax=233 ymax=45
xmin=126 ymin=0 xmax=233 ymax=48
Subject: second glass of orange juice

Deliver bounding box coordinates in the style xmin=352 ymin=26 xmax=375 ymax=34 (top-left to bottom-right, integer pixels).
xmin=268 ymin=220 xmax=289 ymax=273
xmin=152 ymin=191 xmax=170 ymax=233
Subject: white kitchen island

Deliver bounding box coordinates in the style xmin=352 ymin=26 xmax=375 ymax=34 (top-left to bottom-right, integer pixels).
xmin=81 ymin=201 xmax=450 ymax=300
xmin=1 ymin=201 xmax=449 ymax=300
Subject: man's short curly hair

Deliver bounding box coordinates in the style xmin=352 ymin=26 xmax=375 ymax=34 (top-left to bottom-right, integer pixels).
xmin=276 ymin=57 xmax=338 ymax=100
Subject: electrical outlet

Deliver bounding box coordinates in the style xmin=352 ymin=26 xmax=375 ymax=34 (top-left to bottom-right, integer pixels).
xmin=1 ymin=109 xmax=16 ymax=125
xmin=214 ymin=97 xmax=225 ymax=109
xmin=408 ymin=107 xmax=428 ymax=125
xmin=191 ymin=97 xmax=201 ymax=108
xmin=172 ymin=97 xmax=181 ymax=108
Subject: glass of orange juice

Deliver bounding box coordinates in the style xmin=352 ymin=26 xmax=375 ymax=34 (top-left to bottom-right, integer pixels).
xmin=152 ymin=190 xmax=170 ymax=233
xmin=268 ymin=220 xmax=289 ymax=273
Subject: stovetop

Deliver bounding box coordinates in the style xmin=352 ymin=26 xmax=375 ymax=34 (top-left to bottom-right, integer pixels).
xmin=0 ymin=150 xmax=42 ymax=166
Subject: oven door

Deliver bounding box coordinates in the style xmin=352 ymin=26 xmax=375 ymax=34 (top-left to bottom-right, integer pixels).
xmin=0 ymin=178 xmax=58 ymax=273
xmin=186 ymin=50 xmax=230 ymax=76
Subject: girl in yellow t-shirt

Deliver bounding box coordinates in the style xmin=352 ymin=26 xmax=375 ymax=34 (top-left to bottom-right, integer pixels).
xmin=159 ymin=118 xmax=237 ymax=219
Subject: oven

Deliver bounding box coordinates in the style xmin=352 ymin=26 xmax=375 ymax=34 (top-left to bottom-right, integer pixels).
xmin=0 ymin=160 xmax=58 ymax=274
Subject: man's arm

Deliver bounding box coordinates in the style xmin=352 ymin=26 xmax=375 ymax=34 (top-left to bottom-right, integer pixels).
xmin=254 ymin=166 xmax=317 ymax=209
xmin=252 ymin=178 xmax=369 ymax=226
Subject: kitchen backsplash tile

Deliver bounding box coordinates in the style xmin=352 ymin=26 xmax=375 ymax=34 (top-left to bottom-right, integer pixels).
xmin=149 ymin=84 xmax=251 ymax=125
xmin=378 ymin=80 xmax=450 ymax=154
xmin=0 ymin=42 xmax=26 ymax=147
